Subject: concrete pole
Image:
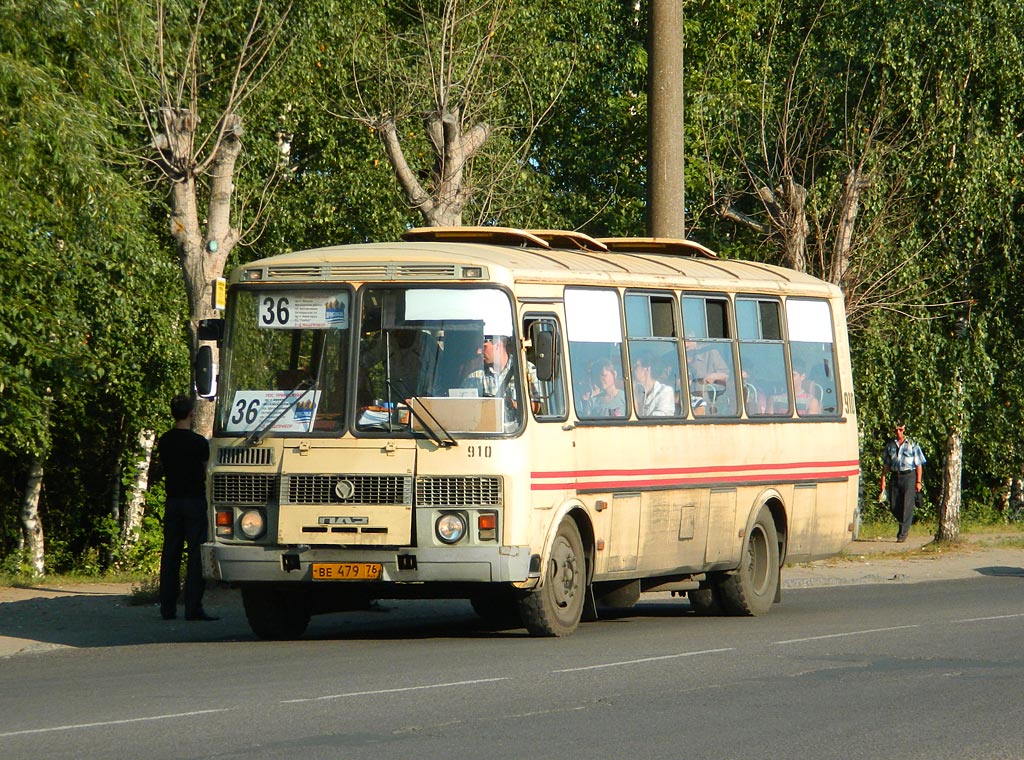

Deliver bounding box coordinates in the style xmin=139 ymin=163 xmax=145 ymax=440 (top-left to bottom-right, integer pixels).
xmin=646 ymin=0 xmax=685 ymax=238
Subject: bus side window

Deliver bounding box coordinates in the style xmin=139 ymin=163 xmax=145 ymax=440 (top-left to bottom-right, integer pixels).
xmin=682 ymin=295 xmax=739 ymax=417
xmin=786 ymin=299 xmax=839 ymax=416
xmin=737 ymin=297 xmax=788 ymax=417
xmin=525 ymin=317 xmax=568 ymax=420
xmin=625 ymin=291 xmax=683 ymax=419
xmin=564 ymin=288 xmax=628 ymax=421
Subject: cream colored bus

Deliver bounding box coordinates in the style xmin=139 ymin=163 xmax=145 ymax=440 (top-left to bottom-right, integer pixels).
xmin=197 ymin=227 xmax=860 ymax=639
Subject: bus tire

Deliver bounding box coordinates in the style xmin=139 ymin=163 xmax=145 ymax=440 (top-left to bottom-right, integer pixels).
xmin=241 ymin=586 xmax=312 ymax=640
xmin=517 ymin=518 xmax=586 ymax=637
xmin=717 ymin=507 xmax=779 ymax=616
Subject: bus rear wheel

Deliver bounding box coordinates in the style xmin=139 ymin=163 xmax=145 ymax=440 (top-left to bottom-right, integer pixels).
xmin=241 ymin=586 xmax=312 ymax=640
xmin=517 ymin=518 xmax=586 ymax=637
xmin=718 ymin=507 xmax=779 ymax=616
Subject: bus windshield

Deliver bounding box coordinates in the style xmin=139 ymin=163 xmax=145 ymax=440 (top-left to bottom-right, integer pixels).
xmin=217 ymin=285 xmax=522 ymax=438
xmin=355 ymin=286 xmax=522 ymax=435
xmin=218 ymin=289 xmax=353 ymax=435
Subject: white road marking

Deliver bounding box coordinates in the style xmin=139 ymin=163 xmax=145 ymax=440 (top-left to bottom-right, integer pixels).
xmin=280 ymin=677 xmax=510 ymax=703
xmin=552 ymin=648 xmax=734 ymax=673
xmin=774 ymin=624 xmax=918 ymax=644
xmin=0 ymin=709 xmax=231 ymax=738
xmin=953 ymin=613 xmax=1024 ymax=623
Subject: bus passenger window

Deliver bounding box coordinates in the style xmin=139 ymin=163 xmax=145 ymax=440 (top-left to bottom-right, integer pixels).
xmin=737 ymin=297 xmax=788 ymax=417
xmin=682 ymin=295 xmax=738 ymax=417
xmin=625 ymin=292 xmax=682 ymax=419
xmin=565 ymin=288 xmax=628 ymax=420
xmin=787 ymin=298 xmax=839 ymax=415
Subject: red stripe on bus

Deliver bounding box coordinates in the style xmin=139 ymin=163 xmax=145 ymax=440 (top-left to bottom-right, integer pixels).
xmin=530 ymin=466 xmax=861 ymax=491
xmin=531 ymin=459 xmax=859 ymax=480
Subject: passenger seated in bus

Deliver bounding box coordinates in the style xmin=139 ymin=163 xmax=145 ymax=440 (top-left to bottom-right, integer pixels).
xmin=276 ymin=368 xmax=307 ymax=389
xmin=632 ymin=354 xmax=675 ymax=417
xmin=685 ymin=339 xmax=730 ymax=412
xmin=685 ymin=340 xmax=729 ymax=389
xmin=581 ymin=360 xmax=626 ymax=418
xmin=655 ymin=354 xmax=684 ymax=415
xmin=793 ymin=363 xmax=822 ymax=415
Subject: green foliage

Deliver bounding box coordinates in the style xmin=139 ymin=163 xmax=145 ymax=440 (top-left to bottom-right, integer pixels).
xmin=4 ymin=0 xmax=1024 ymax=574
xmin=0 ymin=0 xmax=186 ymax=571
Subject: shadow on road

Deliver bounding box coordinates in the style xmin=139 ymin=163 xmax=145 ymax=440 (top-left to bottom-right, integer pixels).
xmin=5 ymin=560 xmax=1024 ymax=656
xmin=976 ymin=566 xmax=1024 ymax=578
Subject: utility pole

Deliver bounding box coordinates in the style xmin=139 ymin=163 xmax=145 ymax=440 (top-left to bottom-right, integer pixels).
xmin=646 ymin=0 xmax=685 ymax=238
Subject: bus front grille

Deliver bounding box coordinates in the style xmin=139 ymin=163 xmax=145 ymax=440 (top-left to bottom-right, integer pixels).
xmin=283 ymin=474 xmax=413 ymax=505
xmin=212 ymin=473 xmax=278 ymax=505
xmin=416 ymin=476 xmax=503 ymax=507
xmin=217 ymin=447 xmax=275 ymax=466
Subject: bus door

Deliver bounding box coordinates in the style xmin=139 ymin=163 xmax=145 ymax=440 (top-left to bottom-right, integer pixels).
xmin=523 ymin=313 xmax=575 ymax=502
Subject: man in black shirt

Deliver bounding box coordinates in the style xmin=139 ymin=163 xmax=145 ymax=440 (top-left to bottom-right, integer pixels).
xmin=157 ymin=394 xmax=215 ymax=621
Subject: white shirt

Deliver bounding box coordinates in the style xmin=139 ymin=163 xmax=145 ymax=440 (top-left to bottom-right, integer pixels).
xmin=635 ymin=380 xmax=675 ymax=417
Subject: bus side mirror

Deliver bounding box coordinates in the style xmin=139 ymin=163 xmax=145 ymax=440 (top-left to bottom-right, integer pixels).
xmin=532 ymin=328 xmax=555 ymax=382
xmin=197 ymin=318 xmax=225 ymax=342
xmin=194 ymin=345 xmax=217 ymax=399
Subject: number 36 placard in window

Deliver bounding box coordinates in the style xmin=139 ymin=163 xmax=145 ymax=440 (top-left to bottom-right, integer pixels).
xmin=225 ymin=390 xmax=323 ymax=433
xmin=258 ymin=292 xmax=349 ymax=329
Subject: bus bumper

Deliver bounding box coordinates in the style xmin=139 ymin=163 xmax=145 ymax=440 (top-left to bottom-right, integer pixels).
xmin=202 ymin=542 xmax=533 ymax=585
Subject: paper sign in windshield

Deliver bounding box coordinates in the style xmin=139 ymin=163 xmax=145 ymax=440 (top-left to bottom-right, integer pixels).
xmin=225 ymin=390 xmax=322 ymax=433
xmin=257 ymin=292 xmax=348 ymax=329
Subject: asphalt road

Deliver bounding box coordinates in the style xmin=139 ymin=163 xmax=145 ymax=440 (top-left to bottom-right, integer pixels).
xmin=2 ymin=543 xmax=1024 ymax=760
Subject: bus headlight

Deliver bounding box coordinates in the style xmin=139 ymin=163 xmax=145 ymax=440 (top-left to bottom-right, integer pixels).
xmin=239 ymin=509 xmax=266 ymax=539
xmin=435 ymin=512 xmax=467 ymax=544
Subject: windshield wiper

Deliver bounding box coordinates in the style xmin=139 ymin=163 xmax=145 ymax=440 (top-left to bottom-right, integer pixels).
xmin=384 ymin=377 xmax=457 ymax=449
xmin=245 ymin=377 xmax=314 ymax=447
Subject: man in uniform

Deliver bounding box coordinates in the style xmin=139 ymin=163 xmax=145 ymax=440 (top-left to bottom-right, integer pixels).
xmin=880 ymin=419 xmax=927 ymax=543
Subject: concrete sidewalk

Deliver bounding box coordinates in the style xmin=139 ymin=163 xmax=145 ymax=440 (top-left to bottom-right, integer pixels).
xmin=785 ymin=533 xmax=1024 ymax=587
xmin=2 ymin=534 xmax=1023 ymax=659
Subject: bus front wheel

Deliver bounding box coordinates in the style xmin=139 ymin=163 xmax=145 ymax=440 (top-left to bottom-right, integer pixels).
xmin=718 ymin=507 xmax=780 ymax=616
xmin=517 ymin=518 xmax=586 ymax=637
xmin=241 ymin=586 xmax=312 ymax=640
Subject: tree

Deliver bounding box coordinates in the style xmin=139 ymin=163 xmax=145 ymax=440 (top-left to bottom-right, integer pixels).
xmin=526 ymin=0 xmax=648 ymax=235
xmin=310 ymin=0 xmax=584 ymax=228
xmin=0 ymin=0 xmax=186 ymax=574
xmin=119 ymin=0 xmax=293 ymax=435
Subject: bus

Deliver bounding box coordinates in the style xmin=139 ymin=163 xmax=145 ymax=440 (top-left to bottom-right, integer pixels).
xmin=196 ymin=227 xmax=860 ymax=639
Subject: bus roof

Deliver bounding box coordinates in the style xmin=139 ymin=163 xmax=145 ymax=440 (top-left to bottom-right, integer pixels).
xmin=233 ymin=227 xmax=839 ymax=297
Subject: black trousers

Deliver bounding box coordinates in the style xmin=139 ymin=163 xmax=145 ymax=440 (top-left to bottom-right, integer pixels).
xmin=891 ymin=470 xmax=917 ymax=539
xmin=160 ymin=496 xmax=208 ymax=618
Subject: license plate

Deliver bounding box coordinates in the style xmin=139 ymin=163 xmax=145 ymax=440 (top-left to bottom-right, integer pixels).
xmin=311 ymin=562 xmax=382 ymax=581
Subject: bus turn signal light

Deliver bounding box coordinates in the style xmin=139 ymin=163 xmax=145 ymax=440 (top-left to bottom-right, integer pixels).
xmin=215 ymin=509 xmax=233 ymax=538
xmin=477 ymin=512 xmax=497 ymax=541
